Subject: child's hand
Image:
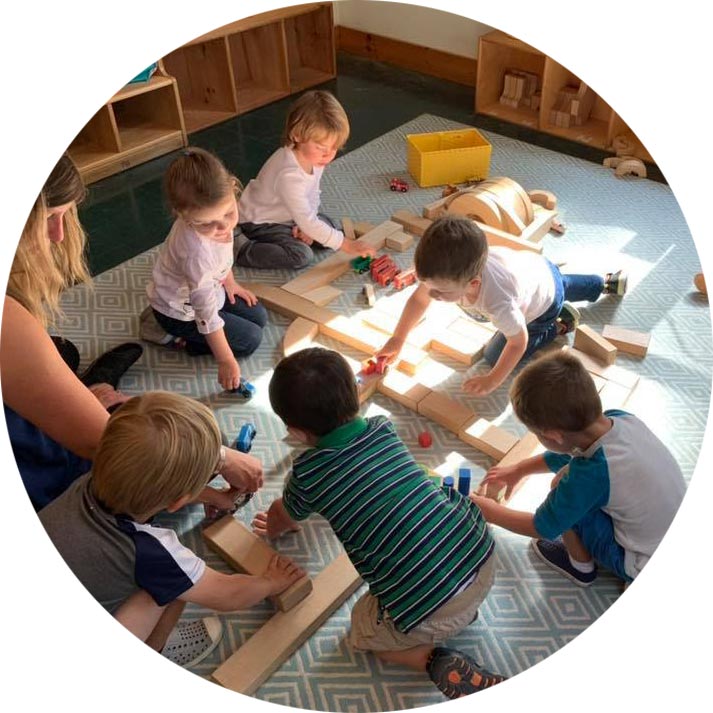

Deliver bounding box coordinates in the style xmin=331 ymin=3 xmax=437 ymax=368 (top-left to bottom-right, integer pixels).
xmin=478 ymin=464 xmax=522 ymax=500
xmin=225 ymin=279 xmax=258 ymax=307
xmin=252 ymin=510 xmax=301 ymax=540
xmin=469 ymin=493 xmax=500 ymax=520
xmin=292 ymin=225 xmax=314 ymax=245
xmin=222 ymin=449 xmax=264 ymax=492
xmin=463 ymin=372 xmax=499 ymax=396
xmin=376 ymin=336 xmax=405 ymax=365
xmin=88 ymin=383 xmax=131 ymax=411
xmin=340 ymin=238 xmax=376 ymax=257
xmin=218 ymin=357 xmax=241 ymax=391
xmin=263 ymin=554 xmax=306 ymax=595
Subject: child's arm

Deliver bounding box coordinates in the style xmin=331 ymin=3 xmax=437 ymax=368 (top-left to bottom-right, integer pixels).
xmin=376 ymin=283 xmax=433 ymax=364
xmin=181 ymin=554 xmax=305 ymax=612
xmin=463 ymin=325 xmax=527 ymax=396
xmin=469 ymin=496 xmax=540 ymax=537
xmin=252 ymin=498 xmax=302 ymax=540
xmin=204 ymin=329 xmax=241 ymax=391
xmin=223 ymin=272 xmax=258 ymax=307
xmin=478 ymin=452 xmax=550 ymax=500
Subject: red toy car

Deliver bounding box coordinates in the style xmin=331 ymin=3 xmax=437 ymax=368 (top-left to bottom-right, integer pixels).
xmin=393 ymin=267 xmax=417 ymax=291
xmin=370 ymin=255 xmax=399 ymax=286
xmin=389 ymin=177 xmax=409 ymax=193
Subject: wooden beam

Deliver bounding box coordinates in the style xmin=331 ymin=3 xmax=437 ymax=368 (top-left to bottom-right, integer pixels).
xmin=243 ymin=283 xmax=336 ymax=325
xmin=211 ymin=553 xmax=363 ymax=696
xmin=601 ymin=325 xmax=650 ymax=357
xmin=302 ymin=285 xmax=342 ymax=306
xmin=390 ymin=210 xmax=432 ymax=237
xmin=573 ymin=324 xmax=618 ymax=365
xmin=417 ymin=391 xmax=475 ymax=435
xmin=459 ymin=418 xmax=519 ymax=460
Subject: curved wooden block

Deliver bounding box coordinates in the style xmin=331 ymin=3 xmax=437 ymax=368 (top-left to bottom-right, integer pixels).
xmin=485 ymin=176 xmax=535 ymax=224
xmin=527 ymin=189 xmax=558 ymax=211
xmin=615 ymin=159 xmax=647 ymax=178
xmin=283 ymin=317 xmax=319 ymax=356
xmin=478 ymin=185 xmax=526 ymax=236
xmin=447 ymin=191 xmax=503 ymax=230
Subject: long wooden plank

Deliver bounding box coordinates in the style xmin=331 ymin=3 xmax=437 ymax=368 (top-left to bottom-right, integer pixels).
xmin=243 ymin=283 xmax=337 ymax=325
xmin=390 ymin=210 xmax=433 ymax=237
xmin=203 ymin=517 xmax=312 ymax=612
xmin=211 ymin=553 xmax=363 ymax=695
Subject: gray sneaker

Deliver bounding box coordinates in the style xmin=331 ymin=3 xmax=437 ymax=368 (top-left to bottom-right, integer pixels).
xmin=556 ymin=301 xmax=581 ymax=335
xmin=161 ymin=617 xmax=223 ymax=668
xmin=604 ymin=270 xmax=628 ymax=296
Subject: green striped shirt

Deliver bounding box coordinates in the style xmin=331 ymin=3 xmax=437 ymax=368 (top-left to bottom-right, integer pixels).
xmin=283 ymin=416 xmax=494 ymax=632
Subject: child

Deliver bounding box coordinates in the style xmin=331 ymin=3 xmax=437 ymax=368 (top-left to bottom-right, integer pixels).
xmin=236 ymin=90 xmax=376 ymax=269
xmin=252 ymin=347 xmax=506 ymax=700
xmin=146 ymin=147 xmax=267 ymax=392
xmin=377 ymin=215 xmax=627 ymax=397
xmin=39 ymin=391 xmax=304 ymax=668
xmin=471 ymin=351 xmax=686 ymax=586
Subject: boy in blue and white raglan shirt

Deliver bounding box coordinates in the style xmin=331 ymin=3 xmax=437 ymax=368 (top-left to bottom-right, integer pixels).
xmin=470 ymin=351 xmax=686 ymax=586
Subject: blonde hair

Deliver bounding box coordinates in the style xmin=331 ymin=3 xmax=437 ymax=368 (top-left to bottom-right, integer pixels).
xmin=510 ymin=352 xmax=602 ymax=433
xmin=91 ymin=391 xmax=222 ymax=519
xmin=7 ymin=154 xmax=91 ymax=327
xmin=282 ymin=90 xmax=350 ymax=149
xmin=164 ymin=147 xmax=241 ymax=216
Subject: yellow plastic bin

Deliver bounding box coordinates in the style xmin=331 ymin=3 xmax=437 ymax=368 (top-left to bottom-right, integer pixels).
xmin=406 ymin=128 xmax=492 ymax=187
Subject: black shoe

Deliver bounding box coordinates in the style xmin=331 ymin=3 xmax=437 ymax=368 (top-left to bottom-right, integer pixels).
xmin=604 ymin=269 xmax=628 ymax=296
xmin=427 ymin=646 xmax=507 ymax=699
xmin=51 ymin=336 xmax=80 ymax=373
xmin=79 ymin=343 xmax=143 ymax=389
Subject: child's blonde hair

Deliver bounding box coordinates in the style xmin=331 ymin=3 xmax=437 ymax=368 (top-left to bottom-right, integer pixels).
xmin=8 ymin=154 xmax=91 ymax=327
xmin=510 ymin=351 xmax=602 ymax=433
xmin=282 ymin=90 xmax=350 ymax=149
xmin=164 ymin=147 xmax=242 ymax=216
xmin=91 ymin=391 xmax=222 ymax=519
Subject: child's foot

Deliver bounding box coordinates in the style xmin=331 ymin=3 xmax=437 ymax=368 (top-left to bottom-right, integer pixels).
xmin=161 ymin=617 xmax=223 ymax=668
xmin=426 ymin=646 xmax=506 ymax=699
xmin=604 ymin=269 xmax=628 ymax=295
xmin=530 ymin=539 xmax=597 ymax=586
xmin=555 ymin=301 xmax=581 ymax=335
xmin=694 ymin=272 xmax=707 ymax=295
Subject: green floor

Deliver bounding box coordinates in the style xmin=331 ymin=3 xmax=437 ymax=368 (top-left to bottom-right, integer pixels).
xmin=80 ymin=53 xmax=664 ymax=276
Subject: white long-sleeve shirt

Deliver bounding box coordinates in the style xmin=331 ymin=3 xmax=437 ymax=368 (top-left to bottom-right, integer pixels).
xmin=147 ymin=218 xmax=233 ymax=335
xmin=238 ymin=146 xmax=344 ymax=250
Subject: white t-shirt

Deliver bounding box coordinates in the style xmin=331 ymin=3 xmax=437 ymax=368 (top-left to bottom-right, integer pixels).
xmin=147 ymin=218 xmax=233 ymax=335
xmin=458 ymin=246 xmax=556 ymax=337
xmin=238 ymin=146 xmax=344 ymax=250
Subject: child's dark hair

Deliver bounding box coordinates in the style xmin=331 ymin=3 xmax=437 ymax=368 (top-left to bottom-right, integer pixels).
xmin=414 ymin=215 xmax=488 ymax=283
xmin=269 ymin=348 xmax=359 ymax=437
xmin=164 ymin=146 xmax=241 ymax=215
xmin=510 ymin=351 xmax=603 ymax=432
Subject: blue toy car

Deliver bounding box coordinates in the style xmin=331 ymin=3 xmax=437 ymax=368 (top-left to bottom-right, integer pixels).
xmin=235 ymin=423 xmax=257 ymax=453
xmin=231 ymin=377 xmax=255 ymax=399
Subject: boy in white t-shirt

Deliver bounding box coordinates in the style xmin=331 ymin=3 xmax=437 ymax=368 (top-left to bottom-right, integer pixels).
xmin=378 ymin=215 xmax=626 ymax=397
xmin=236 ymin=90 xmax=375 ymax=269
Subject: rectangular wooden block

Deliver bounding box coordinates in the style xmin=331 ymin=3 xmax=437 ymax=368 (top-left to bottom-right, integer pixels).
xmin=601 ymin=325 xmax=650 ymax=357
xmin=431 ymin=327 xmax=491 ymax=365
xmin=363 ymin=283 xmax=376 ymax=307
xmin=385 ymin=230 xmax=414 ymax=252
xmin=203 ymin=517 xmax=312 ymax=612
xmin=567 ymin=347 xmax=640 ymax=390
xmin=243 ymin=283 xmax=336 ymax=326
xmin=320 ymin=315 xmax=386 ymax=353
xmin=447 ymin=316 xmax=496 ymax=340
xmin=417 ymin=391 xmax=475 ymax=434
xmin=573 ymin=324 xmax=618 ymax=365
xmin=302 ymin=285 xmax=341 ymax=306
xmin=391 ymin=209 xmax=432 ymax=237
xmin=474 ymin=479 xmax=506 ymax=503
xmin=476 ymin=220 xmax=544 ymax=254
xmin=353 ymin=221 xmax=376 ymax=237
xmin=341 ymin=216 xmax=356 ymax=240
xmin=377 ymin=370 xmax=432 ymax=411
xmin=459 ymin=417 xmax=519 ymax=460
xmin=211 ymin=553 xmax=362 ymax=696
xmin=497 ymin=431 xmax=544 ymax=468
xmin=394 ymin=342 xmax=429 ymax=376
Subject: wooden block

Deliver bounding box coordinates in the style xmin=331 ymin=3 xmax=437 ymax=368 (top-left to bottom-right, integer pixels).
xmin=385 ymin=231 xmax=414 ymax=252
xmin=431 ymin=329 xmax=488 ymax=365
xmin=474 ymin=479 xmax=506 ymax=503
xmin=573 ymin=324 xmax=618 ymax=365
xmin=394 ymin=342 xmax=429 ymax=376
xmin=320 ymin=315 xmax=386 ymax=353
xmin=391 ymin=210 xmax=432 ymax=237
xmin=459 ymin=418 xmax=519 ymax=460
xmin=377 ymin=369 xmax=431 ymax=411
xmin=527 ymin=189 xmax=557 ymax=210
xmin=476 ymin=220 xmax=544 ymax=254
xmin=341 ymin=217 xmax=356 ymax=240
xmin=363 ymin=283 xmax=376 ymax=307
xmin=283 ymin=317 xmax=319 ymax=357
xmin=417 ymin=391 xmax=475 ymax=435
xmin=447 ymin=316 xmax=496 ymax=339
xmin=566 ymin=347 xmax=640 ymax=389
xmin=615 ymin=158 xmax=647 ymax=178
xmin=599 ymin=380 xmax=634 ymax=411
xmin=601 ymin=325 xmax=650 ymax=357
xmin=353 ymin=221 xmax=376 ymax=237
xmin=211 ymin=553 xmax=362 ymax=696
xmin=497 ymin=431 xmax=544 ymax=467
xmin=243 ymin=283 xmax=336 ymax=325
xmin=519 ymin=206 xmax=559 ymax=244
xmin=203 ymin=517 xmax=312 ymax=612
xmin=302 ymin=285 xmax=341 ymax=306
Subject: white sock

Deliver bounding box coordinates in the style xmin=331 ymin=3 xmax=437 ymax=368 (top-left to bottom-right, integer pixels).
xmin=568 ymin=555 xmax=595 ymax=573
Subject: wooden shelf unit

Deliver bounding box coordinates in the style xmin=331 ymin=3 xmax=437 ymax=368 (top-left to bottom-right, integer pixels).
xmin=476 ymin=30 xmax=652 ymax=161
xmin=68 ymin=68 xmax=187 ymax=184
xmin=163 ymin=3 xmax=335 ymax=134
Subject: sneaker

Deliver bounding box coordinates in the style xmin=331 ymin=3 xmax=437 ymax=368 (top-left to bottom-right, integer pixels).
xmin=556 ymin=301 xmax=581 ymax=335
xmin=427 ymin=646 xmax=506 ymax=699
xmin=139 ymin=305 xmax=175 ymax=346
xmin=604 ymin=269 xmax=628 ymax=296
xmin=161 ymin=617 xmax=223 ymax=669
xmin=530 ymin=539 xmax=597 ymax=587
xmin=79 ymin=343 xmax=143 ymax=389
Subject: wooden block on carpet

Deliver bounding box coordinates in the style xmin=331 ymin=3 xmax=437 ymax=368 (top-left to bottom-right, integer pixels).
xmin=283 ymin=317 xmax=319 ymax=356
xmin=459 ymin=418 xmax=519 ymax=460
xmin=497 ymin=431 xmax=544 ymax=467
xmin=203 ymin=517 xmax=312 ymax=612
xmin=353 ymin=221 xmax=376 ymax=237
xmin=211 ymin=553 xmax=362 ymax=696
xmin=377 ymin=369 xmax=431 ymax=411
xmin=417 ymin=391 xmax=475 ymax=434
xmin=342 ymin=217 xmax=356 ymax=240
xmin=385 ymin=231 xmax=414 ymax=252
xmin=567 ymin=347 xmax=640 ymax=389
xmin=601 ymin=325 xmax=650 ymax=357
xmin=391 ymin=209 xmax=432 ymax=237
xmin=302 ymin=285 xmax=341 ymax=306
xmin=574 ymin=325 xmax=618 ymax=365
xmin=243 ymin=283 xmax=336 ymax=325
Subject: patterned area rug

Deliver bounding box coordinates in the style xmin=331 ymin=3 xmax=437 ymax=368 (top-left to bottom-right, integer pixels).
xmin=55 ymin=114 xmax=709 ymax=711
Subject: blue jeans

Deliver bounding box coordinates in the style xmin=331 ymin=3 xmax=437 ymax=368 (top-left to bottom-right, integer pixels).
xmin=153 ymin=290 xmax=268 ymax=358
xmin=483 ymin=261 xmax=604 ymax=366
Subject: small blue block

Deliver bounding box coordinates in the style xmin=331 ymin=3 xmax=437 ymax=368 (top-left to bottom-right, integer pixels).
xmin=458 ymin=468 xmax=472 ymax=496
xmin=442 ymin=475 xmax=454 ymax=494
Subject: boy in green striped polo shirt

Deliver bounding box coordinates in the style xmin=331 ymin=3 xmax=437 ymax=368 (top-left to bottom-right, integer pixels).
xmin=252 ymin=347 xmax=506 ymax=699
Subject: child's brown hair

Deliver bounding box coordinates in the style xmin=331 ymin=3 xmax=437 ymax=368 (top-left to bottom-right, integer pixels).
xmin=282 ymin=90 xmax=350 ymax=149
xmin=269 ymin=347 xmax=359 ymax=437
xmin=414 ymin=215 xmax=488 ymax=284
xmin=163 ymin=146 xmax=241 ymax=216
xmin=510 ymin=351 xmax=602 ymax=432
xmin=91 ymin=391 xmax=222 ymax=519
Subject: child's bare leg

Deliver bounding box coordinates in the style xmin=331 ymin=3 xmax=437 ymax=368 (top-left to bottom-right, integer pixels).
xmin=145 ymin=600 xmax=186 ymax=651
xmin=562 ymin=529 xmax=592 ymax=564
xmin=375 ymin=644 xmax=433 ymax=671
xmin=114 ymin=590 xmax=169 ymax=643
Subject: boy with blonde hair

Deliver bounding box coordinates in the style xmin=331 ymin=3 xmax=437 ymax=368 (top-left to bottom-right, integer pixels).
xmin=253 ymin=348 xmax=506 ymax=700
xmin=471 ymin=352 xmax=686 ymax=586
xmin=39 ymin=392 xmax=303 ymax=668
xmin=236 ymin=89 xmax=375 ymax=269
xmin=378 ymin=215 xmax=626 ymax=396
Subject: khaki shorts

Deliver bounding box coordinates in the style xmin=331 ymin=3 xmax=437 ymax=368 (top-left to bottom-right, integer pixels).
xmin=348 ymin=554 xmax=495 ymax=652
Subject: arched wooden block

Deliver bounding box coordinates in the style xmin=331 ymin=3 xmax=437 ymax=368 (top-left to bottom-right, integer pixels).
xmin=447 ymin=191 xmax=503 ymax=230
xmin=483 ymin=176 xmax=535 ymax=224
xmin=283 ymin=317 xmax=319 ymax=356
xmin=615 ymin=158 xmax=647 ymax=178
xmin=527 ymin=189 xmax=558 ymax=211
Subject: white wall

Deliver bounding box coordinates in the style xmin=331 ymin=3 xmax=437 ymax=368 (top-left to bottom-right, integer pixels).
xmin=333 ymin=0 xmax=494 ymax=59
